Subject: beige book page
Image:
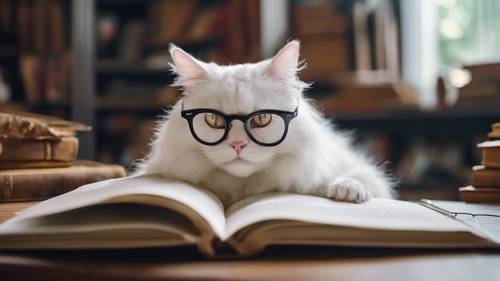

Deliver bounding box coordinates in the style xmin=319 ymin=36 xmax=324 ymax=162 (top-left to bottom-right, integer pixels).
xmin=1 ymin=175 xmax=226 ymax=239
xmin=224 ymin=193 xmax=470 ymax=240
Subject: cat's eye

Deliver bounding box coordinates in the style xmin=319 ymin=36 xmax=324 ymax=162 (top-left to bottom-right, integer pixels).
xmin=250 ymin=113 xmax=272 ymax=128
xmin=204 ymin=113 xmax=225 ymax=129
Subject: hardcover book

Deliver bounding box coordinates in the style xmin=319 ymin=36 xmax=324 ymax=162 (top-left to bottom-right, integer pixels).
xmin=0 ymin=136 xmax=78 ymax=168
xmin=471 ymin=165 xmax=500 ymax=188
xmin=478 ymin=140 xmax=500 ymax=168
xmin=0 ymin=111 xmax=90 ymax=140
xmin=0 ymin=161 xmax=126 ymax=202
xmin=0 ymin=175 xmax=499 ymax=256
xmin=459 ymin=186 xmax=500 ymax=203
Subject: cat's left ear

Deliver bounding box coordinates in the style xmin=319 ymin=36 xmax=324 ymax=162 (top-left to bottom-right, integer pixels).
xmin=169 ymin=44 xmax=206 ymax=84
xmin=267 ymin=40 xmax=300 ymax=80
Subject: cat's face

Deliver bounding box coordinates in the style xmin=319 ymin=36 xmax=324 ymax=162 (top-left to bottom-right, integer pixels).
xmin=170 ymin=42 xmax=305 ymax=177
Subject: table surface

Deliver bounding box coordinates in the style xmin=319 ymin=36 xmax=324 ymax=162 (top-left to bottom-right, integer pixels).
xmin=1 ymin=202 xmax=500 ymax=281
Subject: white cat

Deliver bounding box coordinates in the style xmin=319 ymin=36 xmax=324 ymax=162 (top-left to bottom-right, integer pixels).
xmin=139 ymin=41 xmax=393 ymax=206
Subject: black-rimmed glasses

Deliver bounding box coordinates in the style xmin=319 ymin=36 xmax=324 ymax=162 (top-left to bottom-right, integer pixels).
xmin=181 ymin=100 xmax=298 ymax=146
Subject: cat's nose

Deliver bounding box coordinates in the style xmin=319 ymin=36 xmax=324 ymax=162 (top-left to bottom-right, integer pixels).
xmin=229 ymin=141 xmax=248 ymax=155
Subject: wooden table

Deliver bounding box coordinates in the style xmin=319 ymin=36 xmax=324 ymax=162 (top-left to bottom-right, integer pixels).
xmin=1 ymin=202 xmax=500 ymax=281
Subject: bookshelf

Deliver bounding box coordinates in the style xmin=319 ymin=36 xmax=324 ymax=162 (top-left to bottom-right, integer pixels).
xmin=92 ymin=0 xmax=261 ymax=166
xmin=1 ymin=0 xmax=496 ymax=200
xmin=0 ymin=0 xmax=261 ymax=164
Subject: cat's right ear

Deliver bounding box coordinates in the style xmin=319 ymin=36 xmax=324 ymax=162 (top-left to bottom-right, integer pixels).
xmin=169 ymin=44 xmax=206 ymax=84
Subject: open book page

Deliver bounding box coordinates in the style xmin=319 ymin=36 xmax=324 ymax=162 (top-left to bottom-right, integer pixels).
xmin=223 ymin=193 xmax=491 ymax=254
xmin=225 ymin=193 xmax=470 ymax=238
xmin=0 ymin=203 xmax=203 ymax=249
xmin=419 ymin=200 xmax=500 ymax=244
xmin=0 ymin=175 xmax=227 ymax=248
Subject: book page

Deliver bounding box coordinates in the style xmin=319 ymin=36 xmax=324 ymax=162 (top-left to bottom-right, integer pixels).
xmin=5 ymin=175 xmax=226 ymax=239
xmin=225 ymin=193 xmax=470 ymax=240
xmin=0 ymin=203 xmax=200 ymax=249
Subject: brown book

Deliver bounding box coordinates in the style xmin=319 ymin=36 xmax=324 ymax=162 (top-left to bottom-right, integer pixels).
xmin=458 ymin=82 xmax=498 ymax=98
xmin=465 ymin=62 xmax=500 ymax=81
xmin=454 ymin=95 xmax=500 ymax=109
xmin=300 ymin=35 xmax=349 ymax=80
xmin=459 ymin=186 xmax=500 ymax=203
xmin=0 ymin=111 xmax=90 ymax=140
xmin=488 ymin=123 xmax=500 ymax=139
xmin=32 ymin=0 xmax=48 ymax=53
xmin=293 ymin=3 xmax=348 ymax=36
xmin=471 ymin=165 xmax=500 ymax=188
xmin=0 ymin=161 xmax=126 ymax=202
xmin=478 ymin=140 xmax=500 ymax=168
xmin=17 ymin=0 xmax=32 ymax=51
xmin=0 ymin=136 xmax=78 ymax=165
xmin=48 ymin=0 xmax=64 ymax=52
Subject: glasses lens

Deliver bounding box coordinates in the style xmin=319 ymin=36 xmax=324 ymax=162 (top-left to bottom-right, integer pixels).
xmin=192 ymin=112 xmax=226 ymax=143
xmin=247 ymin=112 xmax=286 ymax=144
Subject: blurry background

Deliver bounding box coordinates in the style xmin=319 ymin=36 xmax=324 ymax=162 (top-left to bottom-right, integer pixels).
xmin=1 ymin=0 xmax=500 ymax=200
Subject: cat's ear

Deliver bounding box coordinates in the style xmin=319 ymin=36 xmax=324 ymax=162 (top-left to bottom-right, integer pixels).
xmin=267 ymin=40 xmax=300 ymax=80
xmin=169 ymin=44 xmax=206 ymax=84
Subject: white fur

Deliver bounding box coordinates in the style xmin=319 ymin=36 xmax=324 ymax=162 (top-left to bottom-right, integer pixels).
xmin=139 ymin=41 xmax=393 ymax=206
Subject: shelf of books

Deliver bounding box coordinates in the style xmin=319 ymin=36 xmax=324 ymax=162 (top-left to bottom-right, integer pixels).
xmin=93 ymin=0 xmax=260 ymax=167
xmin=1 ymin=0 xmax=499 ymax=200
xmin=0 ymin=0 xmax=261 ymax=169
xmin=0 ymin=0 xmax=71 ymax=119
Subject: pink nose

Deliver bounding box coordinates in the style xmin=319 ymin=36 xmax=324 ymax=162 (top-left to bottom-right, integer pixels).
xmin=229 ymin=141 xmax=247 ymax=154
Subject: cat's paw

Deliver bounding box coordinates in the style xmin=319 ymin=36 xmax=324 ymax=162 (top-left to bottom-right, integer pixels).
xmin=326 ymin=178 xmax=371 ymax=203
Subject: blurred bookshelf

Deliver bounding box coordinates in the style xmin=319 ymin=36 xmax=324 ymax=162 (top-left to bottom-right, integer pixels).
xmin=290 ymin=0 xmax=499 ymax=200
xmin=0 ymin=0 xmax=260 ymax=167
xmin=93 ymin=0 xmax=260 ymax=166
xmin=1 ymin=0 xmax=500 ymax=200
xmin=0 ymin=0 xmax=71 ymax=116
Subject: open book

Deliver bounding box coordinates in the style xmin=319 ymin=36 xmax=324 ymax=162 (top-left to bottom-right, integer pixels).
xmin=0 ymin=175 xmax=499 ymax=256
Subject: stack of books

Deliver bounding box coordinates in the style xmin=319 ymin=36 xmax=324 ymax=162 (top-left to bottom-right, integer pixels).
xmin=0 ymin=111 xmax=126 ymax=202
xmin=460 ymin=123 xmax=500 ymax=203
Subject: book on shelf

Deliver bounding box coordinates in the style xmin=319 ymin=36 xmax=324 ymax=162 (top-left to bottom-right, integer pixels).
xmin=317 ymin=83 xmax=413 ymax=113
xmin=293 ymin=1 xmax=349 ymax=36
xmin=16 ymin=0 xmax=66 ymax=53
xmin=0 ymin=161 xmax=126 ymax=202
xmin=452 ymin=62 xmax=500 ymax=109
xmin=0 ymin=175 xmax=499 ymax=256
xmin=19 ymin=53 xmax=71 ymax=103
xmin=299 ymin=34 xmax=349 ymax=80
xmin=465 ymin=62 xmax=500 ymax=81
xmin=457 ymin=82 xmax=498 ymax=99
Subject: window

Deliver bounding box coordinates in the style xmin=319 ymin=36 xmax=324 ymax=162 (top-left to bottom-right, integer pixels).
xmin=438 ymin=0 xmax=500 ymax=67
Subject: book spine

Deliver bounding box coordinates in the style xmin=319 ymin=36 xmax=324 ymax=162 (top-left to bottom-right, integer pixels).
xmin=0 ymin=165 xmax=126 ymax=202
xmin=0 ymin=137 xmax=78 ymax=162
xmin=471 ymin=171 xmax=500 ymax=188
xmin=481 ymin=148 xmax=500 ymax=168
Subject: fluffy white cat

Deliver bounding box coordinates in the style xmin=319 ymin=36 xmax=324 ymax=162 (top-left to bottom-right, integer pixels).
xmin=140 ymin=41 xmax=393 ymax=206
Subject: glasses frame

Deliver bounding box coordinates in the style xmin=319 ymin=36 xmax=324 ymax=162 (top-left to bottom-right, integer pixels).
xmin=181 ymin=102 xmax=298 ymax=146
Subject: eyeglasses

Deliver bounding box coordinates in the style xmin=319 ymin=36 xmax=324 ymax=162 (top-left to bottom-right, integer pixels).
xmin=181 ymin=99 xmax=298 ymax=146
xmin=419 ymin=199 xmax=500 ymax=224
